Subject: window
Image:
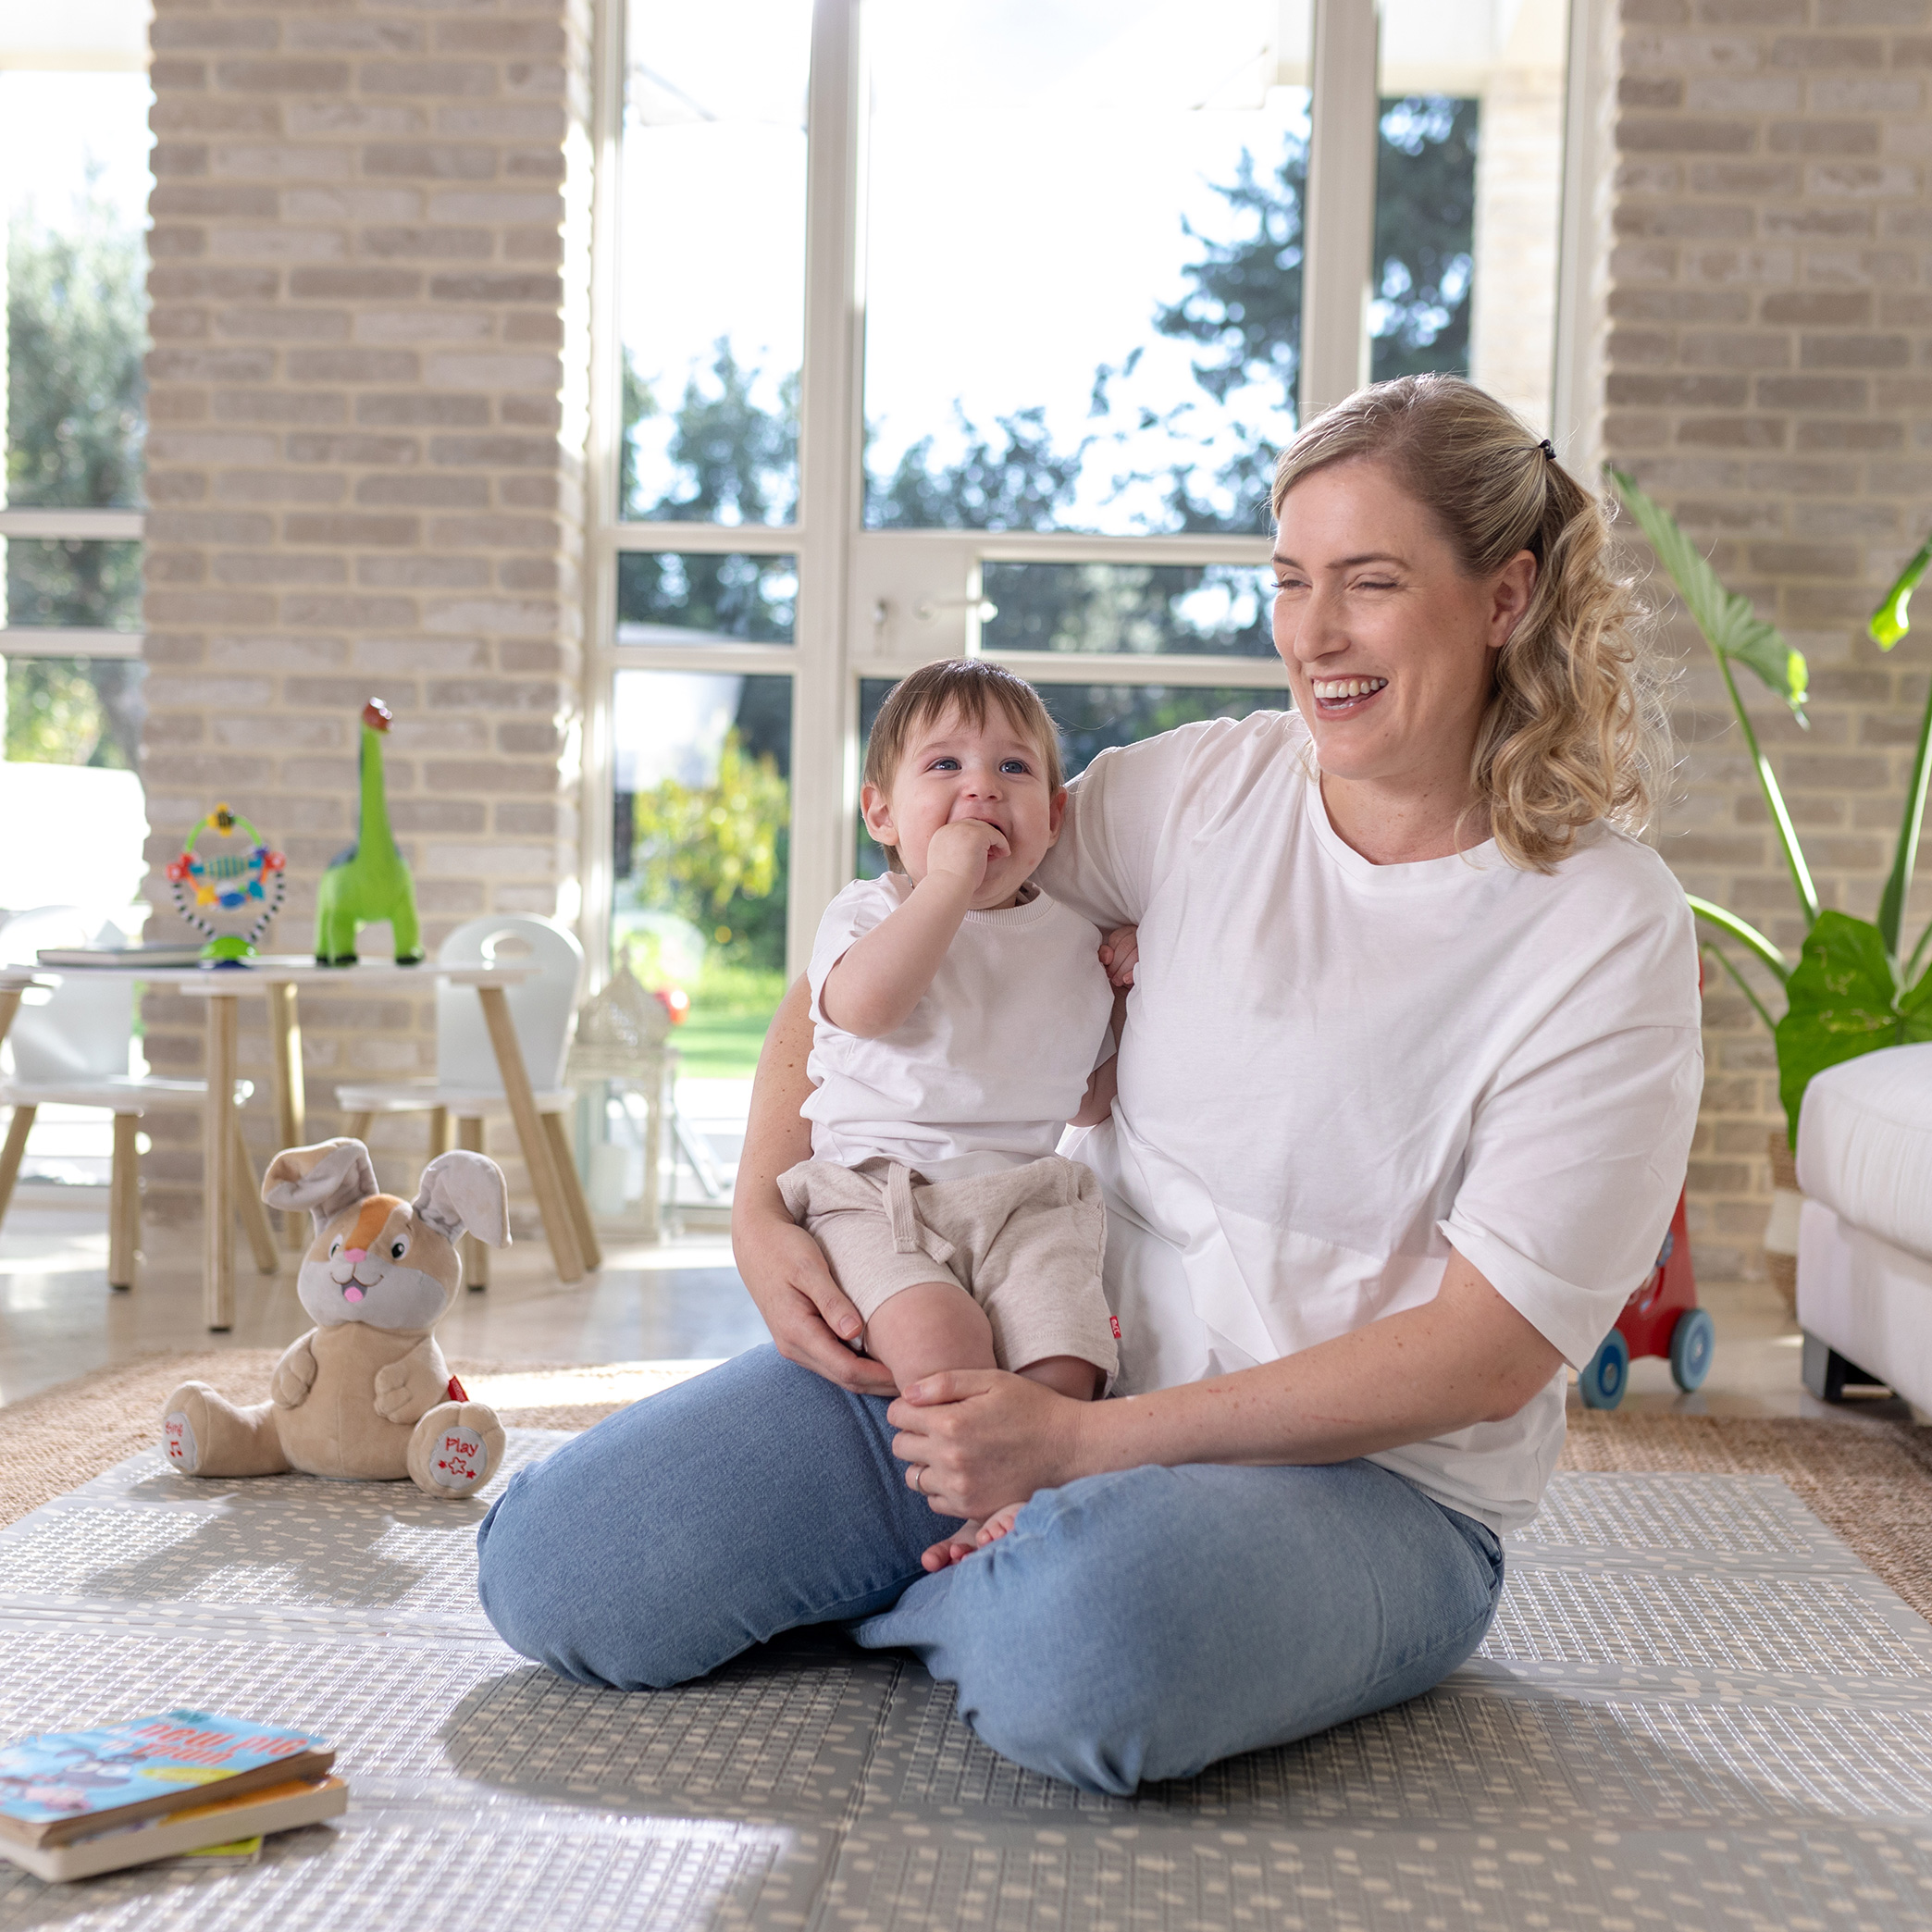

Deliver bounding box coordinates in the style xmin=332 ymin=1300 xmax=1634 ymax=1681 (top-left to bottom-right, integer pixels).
xmin=587 ymin=0 xmax=1596 ymax=1203
xmin=0 ymin=10 xmax=154 ymax=1188
xmin=0 ymin=17 xmax=153 ymax=927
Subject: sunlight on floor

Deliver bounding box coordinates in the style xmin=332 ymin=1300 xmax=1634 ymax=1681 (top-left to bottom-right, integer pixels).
xmin=0 ymin=1204 xmax=770 ymax=1407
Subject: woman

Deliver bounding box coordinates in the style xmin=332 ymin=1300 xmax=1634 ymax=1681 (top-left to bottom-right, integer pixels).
xmin=476 ymin=377 xmax=1702 ymax=1795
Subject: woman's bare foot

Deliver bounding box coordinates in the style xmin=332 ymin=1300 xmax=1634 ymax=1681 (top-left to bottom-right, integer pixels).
xmin=919 ymin=1501 xmax=1023 ymax=1572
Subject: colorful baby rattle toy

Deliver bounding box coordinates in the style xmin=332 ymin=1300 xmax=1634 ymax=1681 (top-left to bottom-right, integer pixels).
xmin=166 ymin=804 xmax=288 ymax=966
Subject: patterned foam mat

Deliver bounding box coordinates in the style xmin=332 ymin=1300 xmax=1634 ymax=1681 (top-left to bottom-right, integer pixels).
xmin=1 ymin=1449 xmax=1929 ymax=1929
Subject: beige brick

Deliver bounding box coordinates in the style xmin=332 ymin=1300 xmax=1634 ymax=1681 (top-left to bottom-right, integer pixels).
xmin=358 ymin=393 xmax=490 ymax=425
xmin=1607 ymin=0 xmax=1932 ymax=1278
xmin=142 ymin=0 xmax=588 ymax=1211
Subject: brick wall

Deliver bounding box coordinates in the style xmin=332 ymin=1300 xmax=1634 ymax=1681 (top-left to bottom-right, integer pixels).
xmin=1607 ymin=0 xmax=1932 ymax=1280
xmin=140 ymin=0 xmax=593 ymax=1220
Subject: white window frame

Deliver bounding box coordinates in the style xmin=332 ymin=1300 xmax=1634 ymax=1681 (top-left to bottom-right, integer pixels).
xmin=0 ymin=12 xmax=152 ymax=672
xmin=578 ymin=0 xmax=1610 ymax=984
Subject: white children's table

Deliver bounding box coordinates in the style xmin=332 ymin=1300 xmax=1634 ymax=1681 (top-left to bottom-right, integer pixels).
xmin=15 ymin=958 xmax=592 ymax=1330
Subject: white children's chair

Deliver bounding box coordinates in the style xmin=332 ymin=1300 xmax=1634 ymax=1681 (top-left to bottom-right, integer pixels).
xmin=0 ymin=906 xmax=279 ymax=1288
xmin=332 ymin=914 xmax=597 ymax=1283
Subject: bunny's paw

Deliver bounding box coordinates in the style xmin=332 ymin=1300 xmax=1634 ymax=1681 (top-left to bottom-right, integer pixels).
xmin=406 ymin=1402 xmax=505 ymax=1499
xmin=270 ymin=1341 xmax=318 ymax=1410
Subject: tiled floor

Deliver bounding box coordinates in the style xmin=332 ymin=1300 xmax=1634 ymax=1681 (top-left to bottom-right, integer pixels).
xmin=0 ymin=1197 xmax=1911 ymax=1424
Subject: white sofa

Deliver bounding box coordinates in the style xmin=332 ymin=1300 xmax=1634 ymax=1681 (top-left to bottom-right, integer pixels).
xmin=1794 ymin=1041 xmax=1932 ymax=1406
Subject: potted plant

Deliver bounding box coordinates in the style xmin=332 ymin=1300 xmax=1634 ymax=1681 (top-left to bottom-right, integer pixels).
xmin=1609 ymin=475 xmax=1932 ymax=1310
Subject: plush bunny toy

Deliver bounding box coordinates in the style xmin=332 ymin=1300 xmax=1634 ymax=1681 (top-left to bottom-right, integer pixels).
xmin=161 ymin=1138 xmax=511 ymax=1498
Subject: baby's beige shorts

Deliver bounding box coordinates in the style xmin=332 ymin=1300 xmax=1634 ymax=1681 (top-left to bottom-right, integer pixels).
xmin=777 ymin=1153 xmax=1119 ymax=1387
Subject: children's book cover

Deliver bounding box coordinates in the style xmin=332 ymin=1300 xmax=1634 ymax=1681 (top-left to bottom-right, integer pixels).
xmin=0 ymin=1711 xmax=333 ymax=1847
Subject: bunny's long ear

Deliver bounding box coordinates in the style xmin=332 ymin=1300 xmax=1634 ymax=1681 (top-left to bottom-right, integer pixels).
xmin=411 ymin=1151 xmax=511 ymax=1249
xmin=263 ymin=1138 xmax=381 ymax=1236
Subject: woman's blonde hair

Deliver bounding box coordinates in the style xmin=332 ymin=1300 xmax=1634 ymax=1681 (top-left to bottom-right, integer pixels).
xmin=1271 ymin=374 xmax=1665 ymax=872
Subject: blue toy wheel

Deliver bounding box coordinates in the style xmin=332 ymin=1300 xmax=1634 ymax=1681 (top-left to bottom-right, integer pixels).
xmin=1669 ymin=1307 xmax=1715 ymax=1392
xmin=1579 ymin=1330 xmax=1629 ymax=1410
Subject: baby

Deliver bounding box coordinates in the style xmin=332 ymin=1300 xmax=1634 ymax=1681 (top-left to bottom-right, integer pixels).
xmin=779 ymin=659 xmax=1127 ymax=1561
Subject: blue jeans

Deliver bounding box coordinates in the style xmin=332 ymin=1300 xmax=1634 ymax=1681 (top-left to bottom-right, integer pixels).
xmin=476 ymin=1346 xmax=1504 ymax=1796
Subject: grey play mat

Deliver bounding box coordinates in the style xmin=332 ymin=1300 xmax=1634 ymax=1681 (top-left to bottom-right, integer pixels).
xmin=1 ymin=1434 xmax=1928 ymax=1929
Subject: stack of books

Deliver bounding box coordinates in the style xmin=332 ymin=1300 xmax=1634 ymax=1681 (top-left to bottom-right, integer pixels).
xmin=0 ymin=1710 xmax=344 ymax=1882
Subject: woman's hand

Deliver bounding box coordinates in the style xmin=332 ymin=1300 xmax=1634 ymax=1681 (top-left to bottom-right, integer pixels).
xmin=735 ymin=1203 xmax=898 ymax=1396
xmin=886 ymin=1369 xmax=1089 ymax=1522
xmin=734 ymin=975 xmax=898 ymax=1397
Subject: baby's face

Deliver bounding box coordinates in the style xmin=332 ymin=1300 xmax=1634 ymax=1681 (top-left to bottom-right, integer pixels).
xmin=864 ymin=702 xmax=1064 ymax=907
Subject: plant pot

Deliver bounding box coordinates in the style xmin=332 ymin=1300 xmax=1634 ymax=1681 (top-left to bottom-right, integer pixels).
xmin=1763 ymin=1129 xmax=1802 ymax=1318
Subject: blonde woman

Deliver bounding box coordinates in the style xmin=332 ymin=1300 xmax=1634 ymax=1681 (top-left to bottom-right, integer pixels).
xmin=477 ymin=377 xmax=1702 ymax=1793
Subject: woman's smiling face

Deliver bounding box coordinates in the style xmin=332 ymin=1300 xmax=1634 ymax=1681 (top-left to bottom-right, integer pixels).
xmin=1270 ymin=457 xmax=1532 ymax=808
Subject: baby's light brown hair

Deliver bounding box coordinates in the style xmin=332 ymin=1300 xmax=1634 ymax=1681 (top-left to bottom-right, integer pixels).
xmin=863 ymin=661 xmax=1065 ymax=873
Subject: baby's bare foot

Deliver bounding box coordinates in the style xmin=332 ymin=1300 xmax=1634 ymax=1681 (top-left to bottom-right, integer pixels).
xmin=921 ymin=1502 xmax=1027 ymax=1571
xmin=921 ymin=1523 xmax=984 ymax=1571
xmin=974 ymin=1504 xmax=1022 ymax=1546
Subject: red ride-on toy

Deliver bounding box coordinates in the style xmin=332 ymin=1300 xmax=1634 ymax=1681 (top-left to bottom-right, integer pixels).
xmin=1577 ymin=1189 xmax=1714 ymax=1409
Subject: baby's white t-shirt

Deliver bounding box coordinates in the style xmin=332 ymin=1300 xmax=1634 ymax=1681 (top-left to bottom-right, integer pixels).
xmin=802 ymin=873 xmax=1115 ymax=1177
xmin=1037 ymin=708 xmax=1703 ymax=1534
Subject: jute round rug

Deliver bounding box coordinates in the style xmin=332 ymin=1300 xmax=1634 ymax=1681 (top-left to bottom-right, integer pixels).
xmin=0 ymin=1351 xmax=709 ymax=1530
xmin=6 ymin=1355 xmax=1931 ymax=1622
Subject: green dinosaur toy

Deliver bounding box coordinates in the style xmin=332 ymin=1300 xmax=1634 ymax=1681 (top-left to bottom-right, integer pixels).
xmin=315 ymin=698 xmax=424 ymax=966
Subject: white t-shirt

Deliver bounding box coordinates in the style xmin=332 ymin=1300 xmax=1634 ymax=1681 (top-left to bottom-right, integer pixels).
xmin=1037 ymin=709 xmax=1703 ymax=1533
xmin=802 ymin=873 xmax=1116 ymax=1176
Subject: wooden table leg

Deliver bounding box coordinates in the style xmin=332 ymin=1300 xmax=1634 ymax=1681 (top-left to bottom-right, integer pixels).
xmin=267 ymin=982 xmax=306 ymax=1249
xmin=232 ymin=1115 xmax=280 ymax=1275
xmin=108 ymin=1114 xmax=140 ymax=1289
xmin=476 ymin=985 xmax=585 ymax=1283
xmin=204 ymin=995 xmax=239 ymax=1330
xmin=0 ymin=1103 xmax=37 ymax=1227
xmin=0 ymin=987 xmax=23 ymax=1057
xmin=542 ymin=1108 xmax=602 ymax=1272
xmin=457 ymin=1115 xmax=489 ymax=1289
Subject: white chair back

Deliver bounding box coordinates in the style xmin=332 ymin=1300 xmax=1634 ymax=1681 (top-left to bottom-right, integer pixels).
xmin=434 ymin=915 xmax=584 ymax=1093
xmin=0 ymin=906 xmax=135 ymax=1084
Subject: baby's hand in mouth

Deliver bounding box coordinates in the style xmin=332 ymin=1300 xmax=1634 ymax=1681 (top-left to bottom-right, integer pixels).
xmin=928 ymin=817 xmax=1011 ymax=886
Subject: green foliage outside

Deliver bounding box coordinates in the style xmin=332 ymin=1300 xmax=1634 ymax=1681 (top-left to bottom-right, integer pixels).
xmin=670 ymin=958 xmax=790 ymax=1080
xmin=630 ymin=727 xmax=789 ymax=966
xmin=5 ymin=195 xmax=148 ymax=769
xmin=1610 ymin=472 xmax=1932 ymax=1140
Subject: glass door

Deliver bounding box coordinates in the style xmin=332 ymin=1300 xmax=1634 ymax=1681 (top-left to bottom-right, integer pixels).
xmin=597 ymin=0 xmax=813 ymax=1211
xmin=588 ymin=0 xmax=1588 ymax=1211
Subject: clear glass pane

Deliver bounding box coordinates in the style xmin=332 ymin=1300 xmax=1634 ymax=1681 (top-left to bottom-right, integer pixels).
xmin=3 ymin=655 xmax=146 ymax=770
xmin=1 ymin=69 xmax=153 ymax=510
xmin=620 ymin=0 xmax=811 ymax=525
xmin=980 ymin=563 xmax=1275 ymax=658
xmin=1376 ymin=0 xmax=1568 ymax=430
xmin=2 ymin=539 xmax=142 ymax=633
xmin=616 ymin=551 xmax=797 ymax=645
xmin=612 ymin=668 xmax=791 ymax=1084
xmin=857 ymin=675 xmax=1289 ymax=874
xmin=863 ymin=1 xmax=1311 ymax=538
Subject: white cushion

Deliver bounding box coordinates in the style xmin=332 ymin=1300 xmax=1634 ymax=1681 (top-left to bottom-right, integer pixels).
xmin=1796 ymin=1042 xmax=1932 ymax=1264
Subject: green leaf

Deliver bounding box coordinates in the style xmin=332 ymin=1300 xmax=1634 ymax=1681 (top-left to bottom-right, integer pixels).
xmin=1869 ymin=534 xmax=1932 ymax=650
xmin=1610 ymin=469 xmax=1808 ymax=712
xmin=1774 ymin=910 xmax=1932 ymax=1143
xmin=1686 ymin=896 xmax=1790 ymax=982
xmin=1701 ymin=940 xmax=1779 ymax=1034
xmin=1611 ymin=470 xmax=1819 ymax=925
